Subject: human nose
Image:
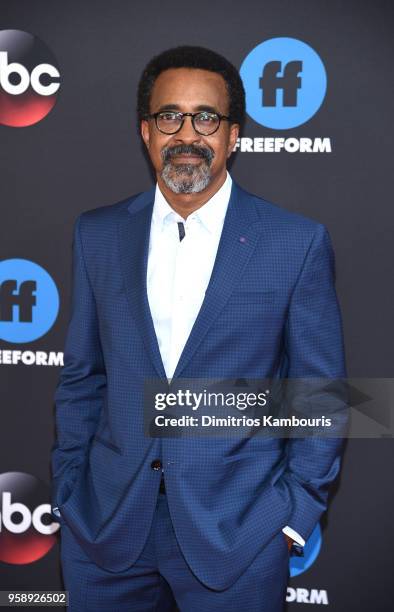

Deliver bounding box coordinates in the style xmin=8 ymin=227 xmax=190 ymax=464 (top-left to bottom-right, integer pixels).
xmin=173 ymin=115 xmax=201 ymax=143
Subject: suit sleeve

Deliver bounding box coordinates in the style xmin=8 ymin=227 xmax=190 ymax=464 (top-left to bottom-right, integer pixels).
xmin=282 ymin=223 xmax=348 ymax=542
xmin=50 ymin=214 xmax=106 ymax=510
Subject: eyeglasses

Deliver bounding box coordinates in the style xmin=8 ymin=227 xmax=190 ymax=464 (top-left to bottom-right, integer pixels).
xmin=146 ymin=111 xmax=231 ymax=136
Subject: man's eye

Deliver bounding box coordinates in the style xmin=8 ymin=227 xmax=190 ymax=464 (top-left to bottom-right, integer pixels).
xmin=198 ymin=113 xmax=215 ymax=122
xmin=160 ymin=113 xmax=178 ymax=121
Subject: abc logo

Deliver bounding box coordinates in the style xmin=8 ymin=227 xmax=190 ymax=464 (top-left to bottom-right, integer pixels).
xmin=240 ymin=37 xmax=327 ymax=129
xmin=0 ymin=259 xmax=59 ymax=343
xmin=0 ymin=29 xmax=60 ymax=127
xmin=0 ymin=472 xmax=59 ymax=565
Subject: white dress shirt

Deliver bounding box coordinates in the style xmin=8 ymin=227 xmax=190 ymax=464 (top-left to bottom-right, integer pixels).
xmin=147 ymin=171 xmax=305 ymax=548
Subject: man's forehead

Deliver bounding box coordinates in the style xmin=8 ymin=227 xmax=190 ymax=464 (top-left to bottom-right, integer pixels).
xmin=154 ymin=67 xmax=226 ymax=86
xmin=150 ymin=68 xmax=228 ymax=109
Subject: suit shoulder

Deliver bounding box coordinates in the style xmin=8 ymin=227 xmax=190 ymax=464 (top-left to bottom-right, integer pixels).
xmin=238 ymin=184 xmax=326 ymax=237
xmin=74 ymin=192 xmax=143 ymax=234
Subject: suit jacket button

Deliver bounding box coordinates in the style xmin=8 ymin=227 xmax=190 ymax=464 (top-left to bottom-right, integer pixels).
xmin=151 ymin=459 xmax=162 ymax=470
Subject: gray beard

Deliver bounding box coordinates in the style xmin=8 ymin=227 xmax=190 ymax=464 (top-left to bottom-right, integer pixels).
xmin=160 ymin=161 xmax=212 ymax=194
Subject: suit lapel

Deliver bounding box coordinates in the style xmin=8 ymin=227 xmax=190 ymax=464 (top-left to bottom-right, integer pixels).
xmin=117 ymin=182 xmax=264 ymax=381
xmin=172 ymin=182 xmax=263 ymax=379
xmin=117 ymin=188 xmax=168 ymax=381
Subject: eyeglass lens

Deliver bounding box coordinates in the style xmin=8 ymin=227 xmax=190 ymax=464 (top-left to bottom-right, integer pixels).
xmin=156 ymin=112 xmax=220 ymax=135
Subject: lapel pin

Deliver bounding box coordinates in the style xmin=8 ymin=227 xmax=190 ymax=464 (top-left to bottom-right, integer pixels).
xmin=239 ymin=236 xmax=247 ymax=243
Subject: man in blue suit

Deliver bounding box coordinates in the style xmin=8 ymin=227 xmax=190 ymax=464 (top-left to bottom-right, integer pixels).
xmin=51 ymin=46 xmax=347 ymax=611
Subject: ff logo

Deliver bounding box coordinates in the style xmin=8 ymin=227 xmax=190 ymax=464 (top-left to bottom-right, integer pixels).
xmin=0 ymin=472 xmax=59 ymax=565
xmin=0 ymin=29 xmax=60 ymax=127
xmin=240 ymin=37 xmax=327 ymax=129
xmin=289 ymin=523 xmax=322 ymax=577
xmin=0 ymin=259 xmax=59 ymax=343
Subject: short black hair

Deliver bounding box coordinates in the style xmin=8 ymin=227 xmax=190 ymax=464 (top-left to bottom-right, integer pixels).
xmin=137 ymin=45 xmax=245 ymax=127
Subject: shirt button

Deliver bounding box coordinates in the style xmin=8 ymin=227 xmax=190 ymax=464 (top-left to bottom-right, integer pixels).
xmin=151 ymin=459 xmax=162 ymax=470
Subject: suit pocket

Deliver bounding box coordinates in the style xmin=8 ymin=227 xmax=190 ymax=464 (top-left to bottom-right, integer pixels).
xmin=92 ymin=434 xmax=123 ymax=455
xmin=226 ymin=290 xmax=277 ymax=304
xmin=55 ymin=463 xmax=85 ymax=514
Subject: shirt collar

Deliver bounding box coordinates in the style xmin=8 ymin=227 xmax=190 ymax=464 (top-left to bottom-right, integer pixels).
xmin=152 ymin=171 xmax=232 ymax=234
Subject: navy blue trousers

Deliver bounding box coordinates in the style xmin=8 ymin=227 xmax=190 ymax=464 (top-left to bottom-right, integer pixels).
xmin=60 ymin=491 xmax=289 ymax=611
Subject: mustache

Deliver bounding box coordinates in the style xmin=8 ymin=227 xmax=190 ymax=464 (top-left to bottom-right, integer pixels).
xmin=161 ymin=144 xmax=214 ymax=164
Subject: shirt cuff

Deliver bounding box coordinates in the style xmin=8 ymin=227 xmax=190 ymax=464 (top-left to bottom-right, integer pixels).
xmin=282 ymin=525 xmax=305 ymax=547
xmin=52 ymin=506 xmax=61 ymax=518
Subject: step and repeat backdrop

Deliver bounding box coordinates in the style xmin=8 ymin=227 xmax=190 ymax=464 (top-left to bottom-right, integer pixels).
xmin=1 ymin=1 xmax=393 ymax=610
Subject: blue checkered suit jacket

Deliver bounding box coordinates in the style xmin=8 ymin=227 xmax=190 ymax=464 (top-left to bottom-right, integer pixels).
xmin=51 ymin=181 xmax=347 ymax=590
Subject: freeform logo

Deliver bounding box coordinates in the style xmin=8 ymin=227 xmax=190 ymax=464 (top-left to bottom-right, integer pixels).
xmin=240 ymin=37 xmax=327 ymax=130
xmin=0 ymin=30 xmax=60 ymax=127
xmin=260 ymin=59 xmax=303 ymax=108
xmin=287 ymin=588 xmax=329 ymax=605
xmin=0 ymin=472 xmax=59 ymax=565
xmin=0 ymin=259 xmax=59 ymax=343
xmin=233 ymin=136 xmax=331 ymax=154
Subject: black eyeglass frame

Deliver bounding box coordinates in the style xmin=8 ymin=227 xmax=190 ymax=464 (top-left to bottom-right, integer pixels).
xmin=145 ymin=111 xmax=233 ymax=135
